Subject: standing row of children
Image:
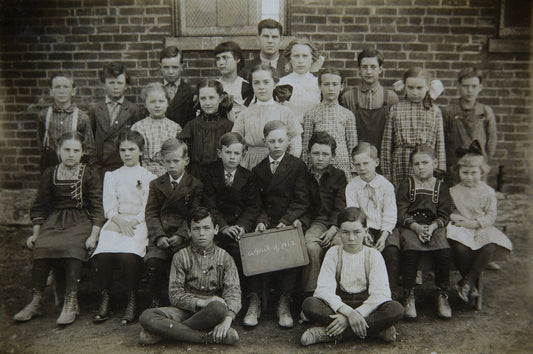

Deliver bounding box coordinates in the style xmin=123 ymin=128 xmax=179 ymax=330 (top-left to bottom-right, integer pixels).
xmin=13 ymin=18 xmax=512 ymax=347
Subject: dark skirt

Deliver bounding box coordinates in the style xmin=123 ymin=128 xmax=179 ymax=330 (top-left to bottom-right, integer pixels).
xmin=399 ymin=226 xmax=450 ymax=251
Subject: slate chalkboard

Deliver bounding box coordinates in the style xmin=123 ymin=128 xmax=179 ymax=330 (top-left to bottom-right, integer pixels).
xmin=239 ymin=225 xmax=309 ymax=276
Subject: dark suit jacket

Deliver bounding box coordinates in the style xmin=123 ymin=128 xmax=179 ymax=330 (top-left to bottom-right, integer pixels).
xmin=252 ymin=154 xmax=310 ymax=228
xmin=242 ymin=53 xmax=289 ymax=81
xmin=145 ymin=172 xmax=203 ymax=259
xmin=201 ymin=160 xmax=260 ymax=232
xmin=89 ymin=98 xmax=141 ymax=175
xmin=166 ymin=80 xmax=195 ymax=128
xmin=302 ymin=165 xmax=347 ymax=228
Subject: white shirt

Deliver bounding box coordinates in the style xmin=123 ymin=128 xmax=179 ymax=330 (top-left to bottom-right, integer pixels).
xmin=314 ymin=246 xmax=391 ymax=317
xmin=345 ymin=174 xmax=397 ymax=233
xmin=169 ymin=172 xmax=184 ymax=186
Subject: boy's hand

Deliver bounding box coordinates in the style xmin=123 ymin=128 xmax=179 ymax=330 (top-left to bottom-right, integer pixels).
xmin=255 ymin=223 xmax=266 ymax=232
xmin=374 ymin=231 xmax=390 ymax=252
xmin=319 ymin=226 xmax=338 ymax=248
xmin=276 ymin=222 xmax=286 ymax=228
xmin=168 ymin=235 xmax=183 ymax=249
xmin=292 ymin=219 xmax=302 ymax=228
xmin=346 ymin=310 xmax=368 ymax=339
xmin=363 ymin=232 xmax=375 ymax=247
xmin=26 ymin=234 xmax=38 ymax=249
xmin=327 ymin=313 xmax=349 ymax=337
xmin=157 ymin=236 xmax=170 ymax=249
xmin=222 ymin=225 xmax=244 ymax=241
xmin=210 ymin=316 xmax=232 ymax=343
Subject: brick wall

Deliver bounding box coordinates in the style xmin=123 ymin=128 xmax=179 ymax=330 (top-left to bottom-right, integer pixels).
xmin=0 ymin=0 xmax=531 ymax=193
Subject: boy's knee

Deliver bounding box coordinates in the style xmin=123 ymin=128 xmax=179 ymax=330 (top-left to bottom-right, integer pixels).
xmin=302 ymin=296 xmax=321 ymax=317
xmin=205 ymin=301 xmax=228 ymax=321
xmin=306 ymin=242 xmax=322 ymax=258
xmin=386 ymin=300 xmax=405 ymax=322
xmin=139 ymin=308 xmax=158 ymax=329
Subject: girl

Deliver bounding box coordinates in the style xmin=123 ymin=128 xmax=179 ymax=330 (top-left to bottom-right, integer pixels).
xmin=13 ymin=132 xmax=104 ymax=325
xmin=302 ymin=68 xmax=358 ymax=180
xmin=396 ymin=145 xmax=452 ymax=320
xmin=447 ymin=141 xmax=512 ymax=303
xmin=381 ymin=67 xmax=446 ymax=186
xmin=131 ymin=82 xmax=182 ymax=177
xmin=179 ymin=79 xmax=234 ymax=177
xmin=92 ymin=130 xmax=156 ymax=325
xmin=232 ymin=64 xmax=302 ymax=170
xmin=279 ymin=38 xmax=322 ymax=124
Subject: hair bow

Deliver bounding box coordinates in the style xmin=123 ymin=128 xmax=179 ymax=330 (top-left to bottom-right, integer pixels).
xmin=455 ymin=140 xmax=483 ymax=158
xmin=273 ymin=84 xmax=293 ymax=103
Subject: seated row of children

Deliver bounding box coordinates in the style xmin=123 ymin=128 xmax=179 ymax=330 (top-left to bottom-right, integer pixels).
xmin=14 ymin=121 xmax=512 ymax=347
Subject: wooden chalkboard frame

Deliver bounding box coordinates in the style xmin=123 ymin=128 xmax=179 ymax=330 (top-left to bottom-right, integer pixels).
xmin=239 ymin=225 xmax=309 ymax=276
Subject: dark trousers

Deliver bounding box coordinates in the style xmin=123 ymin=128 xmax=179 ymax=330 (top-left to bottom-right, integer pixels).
xmin=145 ymin=257 xmax=171 ymax=305
xmin=215 ymin=234 xmax=245 ymax=291
xmin=302 ymin=293 xmax=404 ymax=336
xmin=93 ymin=252 xmax=143 ymax=292
xmin=368 ymin=229 xmax=400 ymax=291
xmin=450 ymin=240 xmax=496 ymax=284
xmin=247 ymin=268 xmax=298 ymax=295
xmin=402 ymin=249 xmax=451 ymax=289
xmin=32 ymin=258 xmax=82 ymax=293
xmin=139 ymin=301 xmax=228 ymax=343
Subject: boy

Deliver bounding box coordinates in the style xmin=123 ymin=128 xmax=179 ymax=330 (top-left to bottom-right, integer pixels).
xmin=201 ymin=132 xmax=260 ymax=278
xmin=214 ymin=41 xmax=253 ymax=120
xmin=301 ymin=131 xmax=347 ymax=296
xmin=139 ymin=207 xmax=241 ymax=345
xmin=144 ymin=138 xmax=203 ymax=307
xmin=300 ymin=207 xmax=404 ymax=346
xmin=245 ymin=120 xmax=310 ymax=328
xmin=89 ymin=62 xmax=141 ymax=177
xmin=37 ymin=72 xmax=94 ymax=172
xmin=442 ymin=66 xmax=497 ymax=187
xmin=242 ymin=18 xmax=289 ymax=79
xmin=159 ymin=46 xmax=195 ymax=128
xmin=345 ymin=142 xmax=400 ymax=297
xmin=341 ymin=49 xmax=398 ymax=158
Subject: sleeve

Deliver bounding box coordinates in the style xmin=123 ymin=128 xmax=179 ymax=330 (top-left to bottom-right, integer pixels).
xmin=396 ymin=180 xmax=414 ymax=227
xmin=328 ymin=173 xmax=347 ymax=227
xmin=314 ymin=247 xmax=345 ymax=312
xmin=84 ymin=167 xmax=105 ymax=227
xmin=434 ymin=106 xmax=447 ymax=172
xmin=30 ymin=167 xmax=54 ymax=225
xmin=236 ymin=173 xmax=261 ymax=232
xmin=387 ymin=90 xmax=399 ymax=106
xmin=253 ymin=168 xmax=269 ymax=226
xmin=355 ymin=250 xmax=391 ymax=317
xmin=340 ymin=88 xmax=356 ymax=113
xmin=301 ymin=111 xmax=314 ymax=166
xmin=178 ymin=120 xmax=193 ymax=153
xmin=476 ymin=187 xmax=497 ymax=228
xmin=221 ymin=253 xmax=242 ymax=319
xmin=201 ymin=171 xmax=228 ymax=228
xmin=135 ymin=172 xmax=156 ymax=224
xmin=102 ymin=171 xmax=118 ymax=220
xmin=381 ymin=181 xmax=397 ymax=233
xmin=36 ymin=109 xmax=46 ymax=151
xmin=345 ymin=110 xmax=358 ymax=168
xmin=285 ymin=110 xmax=303 ymax=158
xmin=280 ymin=160 xmax=310 ymax=226
xmin=435 ymin=182 xmax=451 ymax=228
xmin=145 ymin=180 xmax=166 ymax=243
xmin=380 ymin=107 xmax=395 ymax=182
xmin=168 ymin=251 xmax=197 ymax=311
xmin=78 ymin=110 xmax=96 ymax=164
xmin=231 ymin=113 xmax=246 ymax=136
xmin=190 ymin=179 xmax=204 ymax=211
xmin=345 ymin=181 xmax=360 ymax=208
xmin=484 ymin=105 xmax=497 ymax=158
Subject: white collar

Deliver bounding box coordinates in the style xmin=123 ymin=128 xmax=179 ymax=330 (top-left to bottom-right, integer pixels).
xmin=164 ymin=78 xmax=181 ymax=87
xmin=105 ymin=96 xmax=125 ymax=104
xmin=269 ymin=153 xmax=285 ymax=164
xmin=169 ymin=172 xmax=184 ymax=185
xmin=255 ymin=98 xmax=275 ymax=106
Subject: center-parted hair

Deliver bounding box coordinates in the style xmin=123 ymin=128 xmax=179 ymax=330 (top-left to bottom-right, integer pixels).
xmin=248 ymin=63 xmax=280 ymax=84
xmin=141 ymin=82 xmax=169 ymax=102
xmin=263 ymin=120 xmax=288 ymax=138
xmin=196 ymin=79 xmax=233 ymax=115
xmin=218 ymin=131 xmax=247 ymax=151
xmin=351 ymin=142 xmax=378 ymax=160
xmin=308 ymin=131 xmax=337 ymax=156
xmin=337 ymin=207 xmax=367 ymax=228
xmin=409 ymin=144 xmax=436 ymax=164
xmin=56 ymin=131 xmax=84 ymax=151
xmin=284 ymin=38 xmax=320 ymax=64
xmin=188 ymin=206 xmax=216 ymax=227
xmin=99 ymin=62 xmax=131 ymax=84
xmin=50 ymin=71 xmax=75 ymax=88
xmin=160 ymin=138 xmax=188 ymax=158
xmin=118 ymin=130 xmax=145 ymax=153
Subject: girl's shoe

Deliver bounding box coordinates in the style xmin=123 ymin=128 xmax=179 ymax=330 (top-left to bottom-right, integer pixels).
xmin=437 ymin=291 xmax=452 ymax=318
xmin=57 ymin=292 xmax=79 ymax=325
xmin=13 ymin=290 xmax=43 ymax=322
xmin=121 ymin=291 xmax=137 ymax=325
xmin=404 ymin=288 xmax=417 ymax=319
xmin=93 ymin=289 xmax=111 ymax=323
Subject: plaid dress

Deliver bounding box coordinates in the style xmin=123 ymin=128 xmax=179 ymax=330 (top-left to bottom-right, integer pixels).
xmin=131 ymin=116 xmax=182 ymax=177
xmin=381 ymin=99 xmax=446 ymax=186
xmin=302 ymin=101 xmax=358 ymax=180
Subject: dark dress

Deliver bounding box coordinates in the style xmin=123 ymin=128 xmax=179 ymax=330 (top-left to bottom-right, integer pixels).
xmin=30 ymin=164 xmax=105 ymax=262
xmin=396 ymin=177 xmax=451 ymax=251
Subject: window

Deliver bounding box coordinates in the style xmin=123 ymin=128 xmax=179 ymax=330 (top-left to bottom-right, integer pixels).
xmin=488 ymin=0 xmax=531 ymax=53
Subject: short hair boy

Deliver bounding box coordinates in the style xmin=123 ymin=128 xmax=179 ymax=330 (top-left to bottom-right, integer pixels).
xmin=89 ymin=62 xmax=141 ymax=176
xmin=139 ymin=207 xmax=241 ymax=345
xmin=341 ymin=49 xmax=399 ymax=157
xmin=159 ymin=46 xmax=195 ymax=128
xmin=300 ymin=207 xmax=404 ymax=346
xmin=244 ymin=120 xmax=310 ymax=328
xmin=37 ymin=71 xmax=95 ymax=172
xmin=442 ymin=66 xmax=497 ymax=186
xmin=242 ymin=18 xmax=289 ymax=79
xmin=345 ymin=142 xmax=401 ymax=296
xmin=301 ymin=131 xmax=347 ymax=295
xmin=144 ymin=138 xmax=203 ymax=307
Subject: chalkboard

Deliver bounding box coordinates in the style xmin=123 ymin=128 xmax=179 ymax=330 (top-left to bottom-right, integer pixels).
xmin=239 ymin=225 xmax=309 ymax=276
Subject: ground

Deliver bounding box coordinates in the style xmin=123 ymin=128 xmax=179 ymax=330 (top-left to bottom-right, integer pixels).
xmin=0 ymin=194 xmax=532 ymax=353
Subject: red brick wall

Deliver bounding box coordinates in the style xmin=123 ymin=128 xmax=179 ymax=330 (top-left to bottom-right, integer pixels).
xmin=0 ymin=0 xmax=531 ymax=193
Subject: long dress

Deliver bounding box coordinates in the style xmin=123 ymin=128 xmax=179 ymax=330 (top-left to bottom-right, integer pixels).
xmin=381 ymin=99 xmax=446 ymax=186
xmin=30 ymin=164 xmax=105 ymax=262
xmin=396 ymin=176 xmax=451 ymax=251
xmin=447 ymin=182 xmax=512 ymax=258
xmin=302 ymin=101 xmax=358 ymax=180
xmin=232 ymin=99 xmax=303 ymax=170
xmin=279 ymin=72 xmax=321 ymax=124
xmin=92 ymin=165 xmax=156 ymax=258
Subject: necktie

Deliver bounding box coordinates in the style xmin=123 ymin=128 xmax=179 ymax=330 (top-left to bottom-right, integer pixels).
xmin=224 ymin=172 xmax=233 ymax=187
xmin=271 ymin=160 xmax=279 ymax=174
xmin=107 ymin=101 xmax=120 ymax=124
xmin=365 ymin=183 xmax=377 ymax=210
xmin=167 ymin=83 xmax=177 ymax=100
xmin=171 ymin=181 xmax=178 ymax=190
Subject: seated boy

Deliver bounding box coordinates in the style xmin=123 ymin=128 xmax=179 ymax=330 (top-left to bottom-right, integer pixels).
xmin=245 ymin=120 xmax=310 ymax=328
xmin=89 ymin=62 xmax=141 ymax=177
xmin=301 ymin=131 xmax=347 ymax=296
xmin=345 ymin=142 xmax=400 ymax=297
xmin=144 ymin=138 xmax=203 ymax=307
xmin=341 ymin=49 xmax=398 ymax=159
xmin=37 ymin=71 xmax=94 ymax=172
xmin=139 ymin=207 xmax=241 ymax=345
xmin=301 ymin=207 xmax=404 ymax=346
